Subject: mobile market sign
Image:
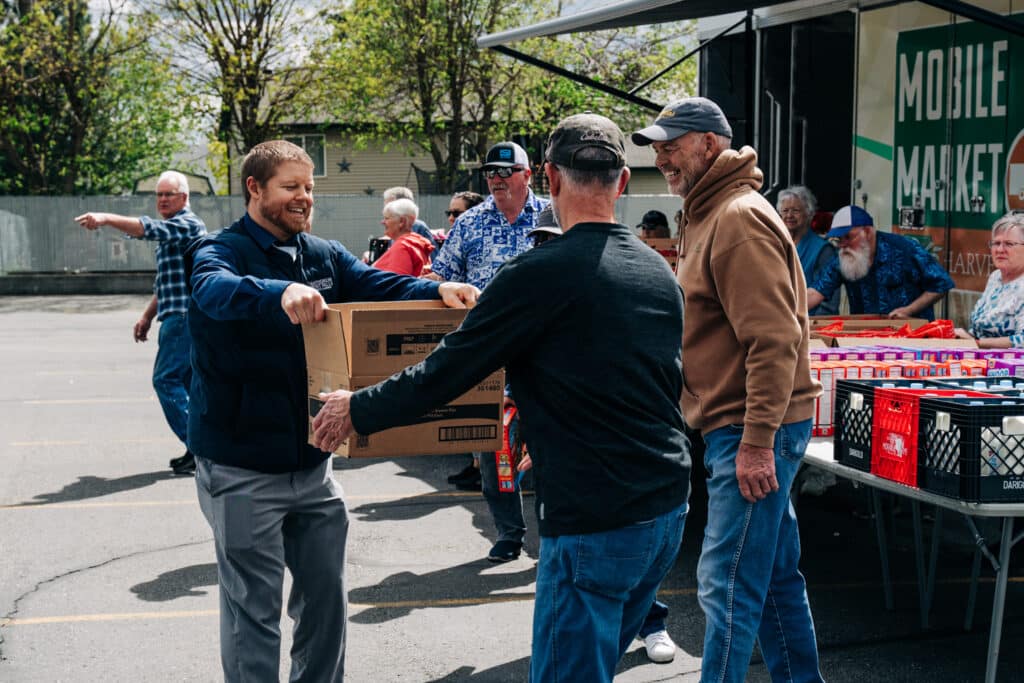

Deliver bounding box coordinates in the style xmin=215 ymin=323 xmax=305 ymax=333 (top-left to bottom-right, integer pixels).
xmin=892 ymin=16 xmax=1022 ymax=290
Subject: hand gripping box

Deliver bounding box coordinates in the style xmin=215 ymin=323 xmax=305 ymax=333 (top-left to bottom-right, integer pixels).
xmin=302 ymin=300 xmax=503 ymax=457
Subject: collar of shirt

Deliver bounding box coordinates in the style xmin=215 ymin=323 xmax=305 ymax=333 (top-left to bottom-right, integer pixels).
xmin=243 ymin=213 xmax=303 ymax=253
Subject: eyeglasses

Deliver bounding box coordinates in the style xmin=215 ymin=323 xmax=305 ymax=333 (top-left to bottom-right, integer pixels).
xmin=155 ymin=192 xmax=183 ymax=199
xmin=988 ymin=240 xmax=1024 ymax=249
xmin=483 ymin=167 xmax=524 ymax=179
xmin=444 ymin=210 xmax=464 ymax=218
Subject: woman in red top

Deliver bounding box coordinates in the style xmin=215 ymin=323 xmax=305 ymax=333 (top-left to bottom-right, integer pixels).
xmin=372 ymin=198 xmax=435 ymax=277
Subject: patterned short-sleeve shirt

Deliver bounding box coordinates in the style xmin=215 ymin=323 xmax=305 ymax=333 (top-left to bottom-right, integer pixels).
xmin=970 ymin=269 xmax=1024 ymax=347
xmin=431 ymin=191 xmax=549 ymax=290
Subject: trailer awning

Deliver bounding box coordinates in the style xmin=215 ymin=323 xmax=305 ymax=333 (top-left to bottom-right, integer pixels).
xmin=477 ymin=0 xmax=791 ymax=48
xmin=478 ymin=0 xmax=1024 ymax=49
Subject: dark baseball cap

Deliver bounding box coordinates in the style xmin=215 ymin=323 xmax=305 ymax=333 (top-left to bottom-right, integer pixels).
xmin=545 ymin=113 xmax=626 ymax=171
xmin=631 ymin=97 xmax=733 ymax=145
xmin=483 ymin=142 xmax=529 ymax=169
xmin=637 ymin=210 xmax=669 ymax=229
xmin=528 ymin=206 xmax=562 ymax=239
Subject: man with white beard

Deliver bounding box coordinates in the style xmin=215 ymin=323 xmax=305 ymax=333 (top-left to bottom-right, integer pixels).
xmin=807 ymin=205 xmax=953 ymax=320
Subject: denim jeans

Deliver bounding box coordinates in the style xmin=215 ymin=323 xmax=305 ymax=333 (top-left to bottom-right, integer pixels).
xmin=638 ymin=599 xmax=669 ymax=638
xmin=153 ymin=313 xmax=191 ymax=444
xmin=530 ymin=501 xmax=688 ymax=683
xmin=698 ymin=419 xmax=823 ymax=683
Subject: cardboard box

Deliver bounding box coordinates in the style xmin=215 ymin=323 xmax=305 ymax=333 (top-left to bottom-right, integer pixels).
xmin=302 ymin=301 xmax=504 ymax=458
xmin=641 ymin=237 xmax=678 ymax=270
xmin=830 ymin=337 xmax=977 ymax=349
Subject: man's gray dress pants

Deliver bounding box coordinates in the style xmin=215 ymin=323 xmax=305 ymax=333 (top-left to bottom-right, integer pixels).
xmin=196 ymin=456 xmax=349 ymax=682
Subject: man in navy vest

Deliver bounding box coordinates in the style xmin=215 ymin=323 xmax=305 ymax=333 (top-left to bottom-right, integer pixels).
xmin=186 ymin=139 xmax=478 ymax=682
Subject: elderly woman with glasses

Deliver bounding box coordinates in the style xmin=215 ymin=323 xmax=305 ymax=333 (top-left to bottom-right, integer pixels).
xmin=955 ymin=212 xmax=1024 ymax=348
xmin=777 ymin=186 xmax=839 ymax=315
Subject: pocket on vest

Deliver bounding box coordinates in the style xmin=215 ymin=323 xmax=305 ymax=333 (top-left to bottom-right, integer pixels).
xmin=235 ymin=384 xmax=295 ymax=437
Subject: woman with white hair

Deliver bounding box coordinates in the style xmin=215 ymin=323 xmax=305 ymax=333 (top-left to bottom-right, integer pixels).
xmin=955 ymin=212 xmax=1024 ymax=348
xmin=777 ymin=185 xmax=838 ymax=315
xmin=372 ymin=198 xmax=435 ymax=277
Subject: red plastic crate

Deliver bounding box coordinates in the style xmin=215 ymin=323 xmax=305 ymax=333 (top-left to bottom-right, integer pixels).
xmin=871 ymin=388 xmax=997 ymax=487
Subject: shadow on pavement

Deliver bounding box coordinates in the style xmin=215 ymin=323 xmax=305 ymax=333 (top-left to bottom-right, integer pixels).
xmin=349 ymin=559 xmax=537 ymax=624
xmin=426 ymin=659 xmax=531 ymax=682
xmin=21 ymin=470 xmax=178 ymax=506
xmin=131 ymin=563 xmax=218 ymax=602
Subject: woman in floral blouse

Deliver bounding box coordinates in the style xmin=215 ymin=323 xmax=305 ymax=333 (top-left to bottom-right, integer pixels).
xmin=956 ymin=212 xmax=1024 ymax=348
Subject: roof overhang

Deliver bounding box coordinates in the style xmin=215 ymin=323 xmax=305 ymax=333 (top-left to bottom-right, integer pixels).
xmin=478 ymin=0 xmax=1024 ymax=48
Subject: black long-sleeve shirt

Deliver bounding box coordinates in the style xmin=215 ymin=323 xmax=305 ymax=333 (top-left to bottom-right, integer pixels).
xmin=351 ymin=222 xmax=691 ymax=536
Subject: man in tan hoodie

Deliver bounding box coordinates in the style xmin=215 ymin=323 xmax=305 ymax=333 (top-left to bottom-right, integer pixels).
xmin=633 ymin=98 xmax=825 ymax=683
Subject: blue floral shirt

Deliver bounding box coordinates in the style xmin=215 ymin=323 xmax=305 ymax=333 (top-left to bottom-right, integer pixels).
xmin=811 ymin=231 xmax=954 ymax=321
xmin=431 ymin=191 xmax=549 ymax=290
xmin=969 ymin=269 xmax=1024 ymax=347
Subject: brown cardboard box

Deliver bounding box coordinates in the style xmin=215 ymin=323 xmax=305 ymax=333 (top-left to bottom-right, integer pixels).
xmin=302 ymin=301 xmax=504 ymax=457
xmin=809 ymin=315 xmax=929 ymax=331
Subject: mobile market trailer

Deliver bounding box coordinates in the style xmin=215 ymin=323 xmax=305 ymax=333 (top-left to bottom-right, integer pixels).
xmin=479 ymin=0 xmax=1023 ymax=323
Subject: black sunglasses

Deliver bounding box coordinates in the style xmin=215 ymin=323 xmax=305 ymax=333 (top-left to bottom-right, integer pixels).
xmin=483 ymin=167 xmax=525 ymax=179
xmin=444 ymin=209 xmax=464 ymax=218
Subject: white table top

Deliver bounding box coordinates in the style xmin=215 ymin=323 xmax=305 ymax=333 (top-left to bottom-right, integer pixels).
xmin=805 ymin=438 xmax=1024 ymax=517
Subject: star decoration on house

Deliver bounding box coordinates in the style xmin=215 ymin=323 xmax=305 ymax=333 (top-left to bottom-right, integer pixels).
xmin=337 ymin=158 xmax=352 ymax=173
xmin=364 ymin=186 xmax=375 ymax=196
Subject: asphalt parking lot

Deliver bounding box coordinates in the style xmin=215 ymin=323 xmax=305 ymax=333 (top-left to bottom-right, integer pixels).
xmin=1 ymin=295 xmax=1023 ymax=682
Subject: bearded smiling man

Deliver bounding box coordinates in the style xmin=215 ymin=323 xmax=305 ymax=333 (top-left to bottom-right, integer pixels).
xmin=807 ymin=205 xmax=954 ymax=320
xmin=185 ymin=140 xmax=478 ymax=682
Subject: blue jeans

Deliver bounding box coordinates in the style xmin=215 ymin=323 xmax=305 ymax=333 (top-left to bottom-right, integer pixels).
xmin=530 ymin=502 xmax=688 ymax=683
xmin=698 ymin=420 xmax=823 ymax=683
xmin=638 ymin=599 xmax=669 ymax=638
xmin=153 ymin=313 xmax=191 ymax=444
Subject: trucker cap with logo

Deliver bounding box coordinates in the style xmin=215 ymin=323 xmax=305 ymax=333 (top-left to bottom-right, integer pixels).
xmin=826 ymin=205 xmax=874 ymax=239
xmin=483 ymin=142 xmax=529 ymax=169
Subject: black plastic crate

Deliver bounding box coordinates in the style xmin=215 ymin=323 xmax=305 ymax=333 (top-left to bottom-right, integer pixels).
xmin=930 ymin=377 xmax=1024 ymax=395
xmin=919 ymin=397 xmax=1024 ymax=502
xmin=833 ymin=378 xmax=946 ymax=472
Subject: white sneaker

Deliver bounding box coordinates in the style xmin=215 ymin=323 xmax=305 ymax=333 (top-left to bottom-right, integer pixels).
xmin=642 ymin=629 xmax=676 ymax=663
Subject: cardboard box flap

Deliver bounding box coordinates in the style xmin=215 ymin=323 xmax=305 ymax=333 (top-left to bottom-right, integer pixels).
xmin=304 ymin=307 xmax=350 ymax=378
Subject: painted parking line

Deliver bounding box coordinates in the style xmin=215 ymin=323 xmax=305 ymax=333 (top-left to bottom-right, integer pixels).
xmin=23 ymin=397 xmax=156 ymax=405
xmin=0 ymin=491 xmax=485 ymax=511
xmin=10 ymin=437 xmax=177 ymax=447
xmin=35 ymin=370 xmax=132 ymax=376
xmin=8 ymin=578 xmax=1024 ymax=629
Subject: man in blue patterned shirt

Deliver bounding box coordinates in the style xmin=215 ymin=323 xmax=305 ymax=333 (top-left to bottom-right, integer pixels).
xmin=431 ymin=141 xmax=549 ymax=563
xmin=75 ymin=171 xmax=208 ymax=474
xmin=807 ymin=205 xmax=954 ymax=321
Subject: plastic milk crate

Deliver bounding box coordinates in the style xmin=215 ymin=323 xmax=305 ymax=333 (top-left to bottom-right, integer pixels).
xmin=833 ymin=378 xmax=947 ymax=472
xmin=870 ymin=388 xmax=998 ymax=488
xmin=918 ymin=396 xmax=1024 ymax=502
xmin=931 ymin=377 xmax=1024 ymax=395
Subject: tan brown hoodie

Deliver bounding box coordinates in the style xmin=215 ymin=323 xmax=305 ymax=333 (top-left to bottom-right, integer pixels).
xmin=676 ymin=146 xmax=820 ymax=448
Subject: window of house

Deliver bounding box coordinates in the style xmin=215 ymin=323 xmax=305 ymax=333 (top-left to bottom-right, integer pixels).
xmin=285 ymin=135 xmax=326 ymax=177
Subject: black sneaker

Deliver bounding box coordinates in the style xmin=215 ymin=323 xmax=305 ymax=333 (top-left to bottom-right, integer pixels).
xmin=169 ymin=450 xmax=192 ymax=469
xmin=454 ymin=473 xmax=482 ymax=491
xmin=487 ymin=540 xmax=522 ymax=563
xmin=171 ymin=450 xmax=196 ymax=476
xmin=447 ymin=462 xmax=479 ymax=485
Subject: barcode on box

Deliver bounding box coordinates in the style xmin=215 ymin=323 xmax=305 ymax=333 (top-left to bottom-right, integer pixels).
xmin=439 ymin=425 xmax=497 ymax=442
xmin=356 ymin=435 xmax=370 ymax=448
xmin=366 ymin=338 xmax=380 ymax=354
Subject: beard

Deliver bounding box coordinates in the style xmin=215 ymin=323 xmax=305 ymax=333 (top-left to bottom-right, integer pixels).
xmin=839 ymin=242 xmax=872 ymax=281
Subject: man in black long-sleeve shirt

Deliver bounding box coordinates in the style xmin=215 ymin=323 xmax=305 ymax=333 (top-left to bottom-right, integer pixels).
xmin=311 ymin=114 xmax=691 ymax=682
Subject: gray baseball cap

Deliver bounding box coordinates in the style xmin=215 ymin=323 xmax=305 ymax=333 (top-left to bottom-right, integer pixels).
xmin=545 ymin=113 xmax=626 ymax=170
xmin=631 ymin=97 xmax=733 ymax=145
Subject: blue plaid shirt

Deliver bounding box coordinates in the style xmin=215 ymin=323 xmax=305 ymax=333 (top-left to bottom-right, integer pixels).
xmin=811 ymin=231 xmax=954 ymax=321
xmin=136 ymin=208 xmax=207 ymax=320
xmin=432 ymin=191 xmax=549 ymax=290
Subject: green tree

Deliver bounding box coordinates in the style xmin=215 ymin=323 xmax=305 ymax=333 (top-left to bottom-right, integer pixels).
xmin=321 ymin=0 xmax=695 ymax=194
xmin=159 ymin=0 xmax=324 ymax=193
xmin=0 ymin=1 xmax=190 ymax=194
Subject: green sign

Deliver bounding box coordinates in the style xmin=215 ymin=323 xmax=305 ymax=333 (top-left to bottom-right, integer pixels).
xmin=892 ymin=16 xmax=1023 ymax=230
